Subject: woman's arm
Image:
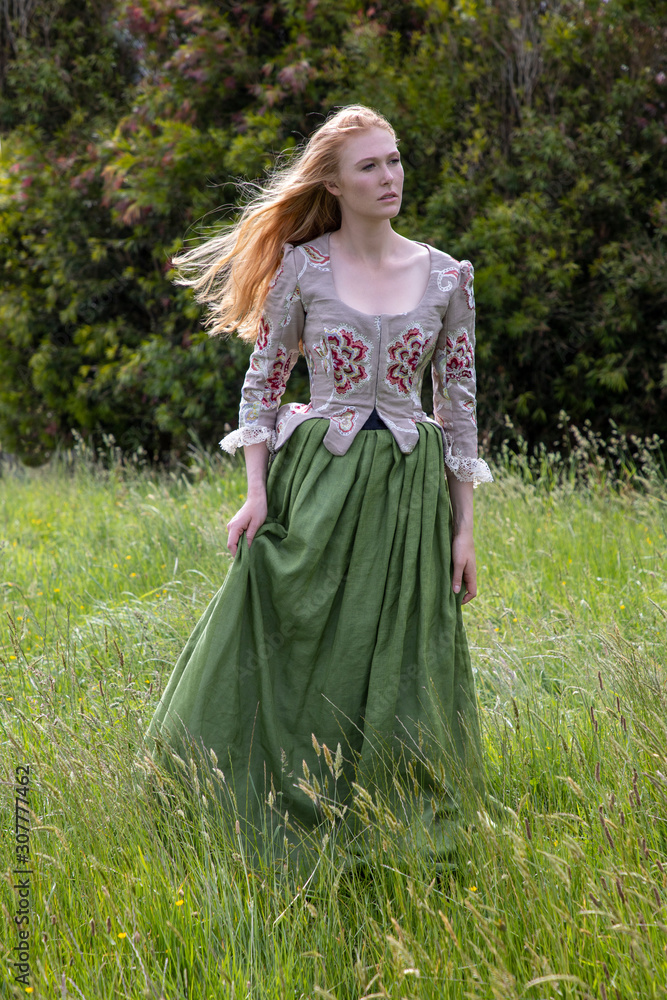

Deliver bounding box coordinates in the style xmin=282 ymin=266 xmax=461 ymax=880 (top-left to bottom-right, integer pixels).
xmin=445 ymin=471 xmax=477 ymax=605
xmin=226 ymin=441 xmax=270 ymax=556
xmin=431 ymin=260 xmax=493 ymax=488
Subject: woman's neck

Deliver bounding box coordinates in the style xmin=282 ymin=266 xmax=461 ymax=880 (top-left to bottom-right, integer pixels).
xmin=330 ymin=219 xmax=400 ymax=265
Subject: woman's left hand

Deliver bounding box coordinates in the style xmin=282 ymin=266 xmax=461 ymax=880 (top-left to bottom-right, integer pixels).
xmin=452 ymin=531 xmax=477 ymax=604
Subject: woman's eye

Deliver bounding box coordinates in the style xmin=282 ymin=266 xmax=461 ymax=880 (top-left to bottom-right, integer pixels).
xmin=362 ymin=163 xmax=374 ymax=170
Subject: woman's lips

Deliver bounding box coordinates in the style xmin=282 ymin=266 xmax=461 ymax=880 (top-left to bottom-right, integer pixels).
xmin=379 ymin=193 xmax=398 ymax=200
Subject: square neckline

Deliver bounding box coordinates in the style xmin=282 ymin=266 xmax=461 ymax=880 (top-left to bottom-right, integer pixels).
xmin=324 ymin=231 xmax=434 ymax=320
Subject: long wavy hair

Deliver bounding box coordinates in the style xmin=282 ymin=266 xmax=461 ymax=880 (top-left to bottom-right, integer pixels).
xmin=171 ymin=105 xmax=397 ymax=343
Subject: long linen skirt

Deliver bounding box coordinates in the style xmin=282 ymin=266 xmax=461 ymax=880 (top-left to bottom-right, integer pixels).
xmin=145 ymin=418 xmax=484 ymax=869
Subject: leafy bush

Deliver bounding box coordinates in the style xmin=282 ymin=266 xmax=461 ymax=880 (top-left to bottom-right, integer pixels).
xmin=0 ymin=0 xmax=664 ymax=464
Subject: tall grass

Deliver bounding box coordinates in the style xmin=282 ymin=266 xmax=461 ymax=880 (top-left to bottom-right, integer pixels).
xmin=1 ymin=429 xmax=665 ymax=999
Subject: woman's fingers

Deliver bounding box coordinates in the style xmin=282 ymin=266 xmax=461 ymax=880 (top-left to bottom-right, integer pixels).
xmin=461 ymin=561 xmax=477 ymax=604
xmin=453 ymin=557 xmax=476 ymax=603
xmin=245 ymin=516 xmax=260 ymax=547
xmin=226 ymin=520 xmax=242 ymax=556
xmin=452 ymin=534 xmax=477 ymax=604
xmin=226 ymin=513 xmax=248 ymax=556
xmin=226 ymin=499 xmax=268 ymax=556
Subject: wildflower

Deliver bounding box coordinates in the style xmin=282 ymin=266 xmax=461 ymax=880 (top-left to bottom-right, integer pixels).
xmin=620 ymin=604 xmax=625 ymax=610
xmin=175 ymin=900 xmax=184 ymax=907
xmin=54 ymin=588 xmax=60 ymax=593
xmin=118 ymin=932 xmax=127 ymax=939
xmin=469 ymin=885 xmax=477 ymax=892
xmin=130 ymin=573 xmax=137 ymax=578
xmin=126 ymin=555 xmax=131 ymax=560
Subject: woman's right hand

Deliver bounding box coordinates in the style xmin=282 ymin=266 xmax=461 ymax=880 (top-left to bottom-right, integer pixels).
xmin=226 ymin=491 xmax=268 ymax=556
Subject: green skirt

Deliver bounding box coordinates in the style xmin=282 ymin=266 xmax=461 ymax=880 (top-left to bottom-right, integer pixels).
xmin=146 ymin=418 xmax=484 ymax=869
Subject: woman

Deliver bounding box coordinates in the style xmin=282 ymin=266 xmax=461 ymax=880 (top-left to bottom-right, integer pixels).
xmin=146 ymin=105 xmax=493 ymax=871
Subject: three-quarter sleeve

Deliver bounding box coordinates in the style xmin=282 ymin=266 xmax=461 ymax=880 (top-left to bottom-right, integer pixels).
xmin=432 ymin=260 xmax=493 ymax=487
xmin=219 ymin=244 xmax=305 ymax=456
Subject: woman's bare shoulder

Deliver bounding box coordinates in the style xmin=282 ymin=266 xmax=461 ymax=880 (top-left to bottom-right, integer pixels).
xmin=395 ymin=233 xmax=430 ymax=260
xmin=398 ymin=234 xmax=461 ymax=267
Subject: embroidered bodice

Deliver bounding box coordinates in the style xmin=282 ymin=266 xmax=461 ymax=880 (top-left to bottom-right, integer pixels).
xmin=219 ymin=232 xmax=493 ymax=486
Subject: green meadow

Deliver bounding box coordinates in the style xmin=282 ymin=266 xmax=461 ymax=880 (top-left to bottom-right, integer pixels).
xmin=1 ymin=436 xmax=666 ymax=999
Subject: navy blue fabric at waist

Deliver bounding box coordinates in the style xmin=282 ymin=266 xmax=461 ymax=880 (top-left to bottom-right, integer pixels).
xmin=360 ymin=406 xmax=389 ymax=431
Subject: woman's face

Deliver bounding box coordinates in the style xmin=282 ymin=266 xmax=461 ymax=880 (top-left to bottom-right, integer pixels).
xmin=325 ymin=126 xmax=403 ymax=222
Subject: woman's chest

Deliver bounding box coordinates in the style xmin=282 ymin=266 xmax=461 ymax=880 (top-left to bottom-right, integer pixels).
xmin=327 ymin=252 xmax=432 ymax=316
xmin=299 ymin=298 xmax=445 ymax=397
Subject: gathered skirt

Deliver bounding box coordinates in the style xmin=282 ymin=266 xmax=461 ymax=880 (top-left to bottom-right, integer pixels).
xmin=145 ymin=418 xmax=484 ymax=868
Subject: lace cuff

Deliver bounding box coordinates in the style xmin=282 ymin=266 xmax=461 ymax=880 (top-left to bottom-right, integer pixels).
xmin=219 ymin=425 xmax=277 ymax=456
xmin=444 ymin=445 xmax=494 ymax=488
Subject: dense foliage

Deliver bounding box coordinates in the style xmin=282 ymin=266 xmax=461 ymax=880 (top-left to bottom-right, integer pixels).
xmin=1 ymin=0 xmax=665 ymax=464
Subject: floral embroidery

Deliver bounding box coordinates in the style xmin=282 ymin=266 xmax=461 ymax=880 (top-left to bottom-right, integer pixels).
xmin=462 ymin=398 xmax=477 ymax=426
xmin=255 ymin=315 xmax=271 ymax=352
xmin=437 ymin=267 xmax=459 ymax=293
xmin=268 ymin=262 xmax=284 ymax=289
xmin=262 ymin=346 xmax=296 ymax=407
xmin=446 ymin=329 xmax=474 ymax=382
xmin=385 ymin=325 xmax=428 ymax=395
xmin=275 ymin=405 xmax=311 ymax=436
xmin=239 ymin=398 xmax=262 ymax=425
xmin=221 ymin=234 xmax=490 ymax=485
xmin=460 ymin=261 xmax=475 ymax=310
xmin=311 ymin=336 xmax=331 ymax=377
xmin=282 ymin=286 xmax=301 ymax=327
xmin=329 ymin=406 xmax=358 ymax=434
xmin=432 ymin=350 xmax=453 ymax=426
xmin=299 ymin=244 xmax=330 ymax=270
xmin=326 ymin=327 xmax=371 ymax=395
